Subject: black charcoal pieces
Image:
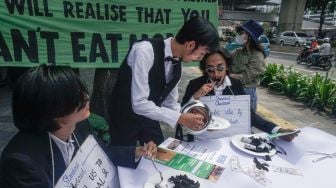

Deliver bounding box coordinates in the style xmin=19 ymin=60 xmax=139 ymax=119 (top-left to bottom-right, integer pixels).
xmin=241 ymin=136 xmax=274 ymax=153
xmin=168 ymin=174 xmax=200 ymax=188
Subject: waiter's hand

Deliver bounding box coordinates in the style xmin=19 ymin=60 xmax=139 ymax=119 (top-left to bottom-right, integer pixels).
xmin=193 ymin=83 xmax=214 ymax=100
xmin=135 ymin=141 xmax=157 ymax=158
xmin=178 ymin=113 xmax=204 ymax=131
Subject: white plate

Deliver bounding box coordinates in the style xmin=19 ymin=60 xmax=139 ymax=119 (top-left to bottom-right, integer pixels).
xmin=144 ymin=170 xmax=202 ymax=188
xmin=207 ymin=116 xmax=231 ymax=130
xmin=231 ymin=134 xmax=277 ymax=157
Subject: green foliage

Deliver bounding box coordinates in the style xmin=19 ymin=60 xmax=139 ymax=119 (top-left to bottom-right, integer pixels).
xmin=261 ymin=64 xmax=336 ymax=113
xmin=267 ymin=64 xmax=287 ymax=92
xmin=305 ymin=0 xmax=336 ymax=37
xmin=261 ymin=64 xmax=308 ymax=97
xmin=260 ymin=63 xmax=280 ymax=87
xmin=281 ymin=68 xmax=307 ymax=97
xmin=88 ymin=113 xmax=110 ymax=144
xmin=306 ymin=0 xmax=336 ymax=12
xmin=297 ymin=73 xmax=323 ymax=105
xmin=330 ymin=40 xmax=336 ymax=48
xmin=313 ymin=72 xmax=336 ymax=109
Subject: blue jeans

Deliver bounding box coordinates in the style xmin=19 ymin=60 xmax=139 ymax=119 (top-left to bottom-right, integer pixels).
xmin=244 ymin=87 xmax=257 ymax=112
xmin=309 ymin=53 xmax=320 ymax=63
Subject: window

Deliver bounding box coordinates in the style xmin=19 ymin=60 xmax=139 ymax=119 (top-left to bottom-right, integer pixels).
xmin=296 ymin=32 xmax=308 ymax=37
xmin=283 ymin=32 xmax=291 ymax=36
xmin=259 ymin=36 xmax=268 ymax=43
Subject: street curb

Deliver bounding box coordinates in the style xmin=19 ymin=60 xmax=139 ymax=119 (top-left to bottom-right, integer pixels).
xmin=270 ymin=50 xmax=297 ymax=55
xmin=257 ymin=104 xmax=298 ymax=129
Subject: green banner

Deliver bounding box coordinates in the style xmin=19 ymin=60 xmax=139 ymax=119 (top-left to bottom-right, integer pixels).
xmin=0 ymin=0 xmax=218 ymax=68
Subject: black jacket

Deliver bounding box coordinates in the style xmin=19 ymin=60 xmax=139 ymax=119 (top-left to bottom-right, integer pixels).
xmin=0 ymin=120 xmax=138 ymax=188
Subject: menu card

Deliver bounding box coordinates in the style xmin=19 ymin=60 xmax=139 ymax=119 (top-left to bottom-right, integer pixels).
xmin=155 ymin=137 xmax=228 ymax=182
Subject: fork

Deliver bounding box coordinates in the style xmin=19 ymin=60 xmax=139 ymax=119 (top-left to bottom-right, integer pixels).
xmin=151 ymin=157 xmax=163 ymax=188
xmin=312 ymin=152 xmax=336 ymax=163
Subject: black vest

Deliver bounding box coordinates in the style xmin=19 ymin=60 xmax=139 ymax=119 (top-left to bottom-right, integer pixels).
xmin=109 ymin=38 xmax=182 ymax=129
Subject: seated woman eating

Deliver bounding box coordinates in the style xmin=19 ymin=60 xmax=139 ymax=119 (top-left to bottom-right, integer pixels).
xmin=175 ymin=47 xmax=298 ymax=142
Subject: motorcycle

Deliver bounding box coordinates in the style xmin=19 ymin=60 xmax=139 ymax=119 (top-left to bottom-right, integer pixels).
xmin=296 ymin=45 xmax=320 ymax=64
xmin=306 ymin=53 xmax=333 ymax=71
xmin=296 ymin=45 xmax=311 ymax=64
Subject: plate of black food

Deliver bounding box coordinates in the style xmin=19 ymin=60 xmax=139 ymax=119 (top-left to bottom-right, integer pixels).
xmin=144 ymin=170 xmax=201 ymax=188
xmin=231 ymin=134 xmax=277 ymax=157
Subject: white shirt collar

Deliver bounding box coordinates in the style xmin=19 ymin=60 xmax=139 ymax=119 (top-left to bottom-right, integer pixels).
xmin=215 ymin=76 xmax=232 ymax=89
xmin=48 ymin=133 xmax=75 ymax=166
xmin=164 ymin=37 xmax=174 ymax=59
xmin=213 ymin=76 xmax=232 ymax=96
xmin=224 ymin=76 xmax=232 ymax=86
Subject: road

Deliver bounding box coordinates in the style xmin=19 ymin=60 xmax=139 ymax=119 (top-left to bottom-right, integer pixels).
xmin=267 ymin=51 xmax=336 ymax=79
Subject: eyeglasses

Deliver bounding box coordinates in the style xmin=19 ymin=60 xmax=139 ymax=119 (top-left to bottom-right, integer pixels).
xmin=205 ymin=64 xmax=226 ymax=73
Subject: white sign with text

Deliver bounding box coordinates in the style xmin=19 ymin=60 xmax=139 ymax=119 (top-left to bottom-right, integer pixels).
xmin=198 ymin=95 xmax=251 ymax=139
xmin=55 ymin=135 xmax=118 ymax=188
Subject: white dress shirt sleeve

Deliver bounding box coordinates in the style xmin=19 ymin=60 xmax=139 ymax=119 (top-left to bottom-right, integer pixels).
xmin=161 ymin=83 xmax=181 ymax=112
xmin=271 ymin=126 xmax=281 ymax=134
xmin=128 ymin=42 xmax=181 ymax=128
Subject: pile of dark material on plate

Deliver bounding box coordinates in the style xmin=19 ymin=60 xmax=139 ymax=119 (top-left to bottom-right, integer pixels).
xmin=241 ymin=136 xmax=275 ymax=153
xmin=168 ymin=174 xmax=200 ymax=188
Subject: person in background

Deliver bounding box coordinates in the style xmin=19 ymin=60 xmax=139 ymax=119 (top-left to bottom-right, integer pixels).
xmin=308 ymin=37 xmax=331 ymax=63
xmin=310 ymin=38 xmax=319 ymax=52
xmin=0 ymin=65 xmax=156 ymax=188
xmin=176 ymin=47 xmax=298 ymax=142
xmin=230 ymin=20 xmax=266 ymax=112
xmin=108 ymin=16 xmax=219 ymax=147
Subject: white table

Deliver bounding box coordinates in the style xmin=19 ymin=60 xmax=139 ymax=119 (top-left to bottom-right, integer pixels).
xmin=118 ymin=127 xmax=336 ymax=188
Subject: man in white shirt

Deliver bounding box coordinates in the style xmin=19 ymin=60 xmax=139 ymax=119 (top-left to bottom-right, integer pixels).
xmin=108 ymin=16 xmax=219 ymax=146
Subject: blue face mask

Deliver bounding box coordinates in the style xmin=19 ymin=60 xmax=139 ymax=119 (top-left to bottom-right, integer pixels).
xmin=234 ymin=34 xmax=248 ymax=45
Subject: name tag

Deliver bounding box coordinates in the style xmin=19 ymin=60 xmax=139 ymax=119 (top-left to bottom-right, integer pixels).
xmin=200 ymin=95 xmax=251 ymax=136
xmin=56 ymin=135 xmax=118 ymax=188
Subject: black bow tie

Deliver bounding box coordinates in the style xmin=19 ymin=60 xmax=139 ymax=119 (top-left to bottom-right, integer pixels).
xmin=164 ymin=56 xmax=181 ymax=65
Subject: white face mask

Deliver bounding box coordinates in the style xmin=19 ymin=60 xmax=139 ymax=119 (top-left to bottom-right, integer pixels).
xmin=234 ymin=34 xmax=248 ymax=45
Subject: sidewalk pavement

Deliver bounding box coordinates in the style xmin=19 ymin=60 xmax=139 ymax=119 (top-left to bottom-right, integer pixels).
xmin=1 ymin=67 xmax=336 ymax=155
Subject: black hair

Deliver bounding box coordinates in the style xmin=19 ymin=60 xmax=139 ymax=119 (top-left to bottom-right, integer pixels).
xmin=12 ymin=64 xmax=88 ymax=132
xmin=236 ymin=27 xmax=266 ymax=58
xmin=175 ymin=16 xmax=219 ymax=52
xmin=247 ymin=37 xmax=266 ymax=58
xmin=199 ymin=46 xmax=232 ymax=75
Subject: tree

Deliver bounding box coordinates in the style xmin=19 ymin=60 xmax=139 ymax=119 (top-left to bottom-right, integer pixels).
xmin=305 ymin=0 xmax=336 ymax=37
